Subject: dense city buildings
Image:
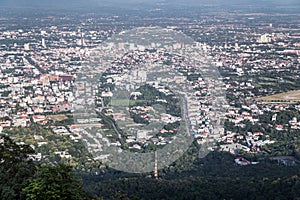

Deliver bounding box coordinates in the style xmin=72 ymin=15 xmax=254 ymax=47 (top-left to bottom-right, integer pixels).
xmin=0 ymin=1 xmax=300 ymax=199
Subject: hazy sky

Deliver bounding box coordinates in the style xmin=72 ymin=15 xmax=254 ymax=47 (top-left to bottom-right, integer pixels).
xmin=0 ymin=0 xmax=299 ymax=9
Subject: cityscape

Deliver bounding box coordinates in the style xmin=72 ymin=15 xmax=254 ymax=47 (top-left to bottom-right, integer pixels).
xmin=0 ymin=0 xmax=300 ymax=199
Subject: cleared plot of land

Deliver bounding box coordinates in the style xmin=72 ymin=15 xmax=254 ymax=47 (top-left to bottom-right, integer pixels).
xmin=110 ymin=99 xmax=147 ymax=106
xmin=256 ymin=90 xmax=300 ymax=102
xmin=48 ymin=114 xmax=68 ymax=121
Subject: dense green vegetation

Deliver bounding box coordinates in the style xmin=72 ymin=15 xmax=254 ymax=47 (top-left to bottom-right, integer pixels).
xmin=131 ymin=84 xmax=181 ymax=118
xmin=0 ymin=136 xmax=35 ymax=200
xmin=0 ymin=135 xmax=92 ymax=200
xmin=1 ymin=134 xmax=300 ymax=200
xmin=23 ymin=164 xmax=90 ymax=200
xmin=84 ymin=174 xmax=300 ymax=200
xmin=82 ymin=152 xmax=300 ymax=200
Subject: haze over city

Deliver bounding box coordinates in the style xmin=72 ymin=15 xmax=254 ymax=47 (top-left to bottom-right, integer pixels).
xmin=0 ymin=0 xmax=300 ymax=199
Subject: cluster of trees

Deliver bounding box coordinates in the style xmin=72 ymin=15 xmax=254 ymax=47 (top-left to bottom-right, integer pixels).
xmin=132 ymin=84 xmax=181 ymax=117
xmin=23 ymin=164 xmax=89 ymax=200
xmin=82 ymin=151 xmax=300 ymax=200
xmin=0 ymin=135 xmax=94 ymax=200
xmin=0 ymin=135 xmax=35 ymax=199
xmin=85 ymin=175 xmax=300 ymax=200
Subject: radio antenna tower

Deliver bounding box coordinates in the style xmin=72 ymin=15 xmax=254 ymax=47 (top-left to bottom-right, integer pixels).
xmin=154 ymin=151 xmax=158 ymax=179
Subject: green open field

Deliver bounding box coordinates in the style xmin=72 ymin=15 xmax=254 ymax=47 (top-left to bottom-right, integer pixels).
xmin=256 ymin=90 xmax=300 ymax=103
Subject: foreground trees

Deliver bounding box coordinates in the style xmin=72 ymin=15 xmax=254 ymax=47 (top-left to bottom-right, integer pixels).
xmin=0 ymin=135 xmax=91 ymax=200
xmin=0 ymin=135 xmax=35 ymax=200
xmin=23 ymin=164 xmax=87 ymax=200
xmin=2 ymin=134 xmax=300 ymax=200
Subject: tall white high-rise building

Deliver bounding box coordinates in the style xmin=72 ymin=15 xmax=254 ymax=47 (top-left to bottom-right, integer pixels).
xmin=41 ymin=30 xmax=47 ymax=36
xmin=258 ymin=34 xmax=272 ymax=43
xmin=24 ymin=43 xmax=30 ymax=51
xmin=42 ymin=38 xmax=46 ymax=48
